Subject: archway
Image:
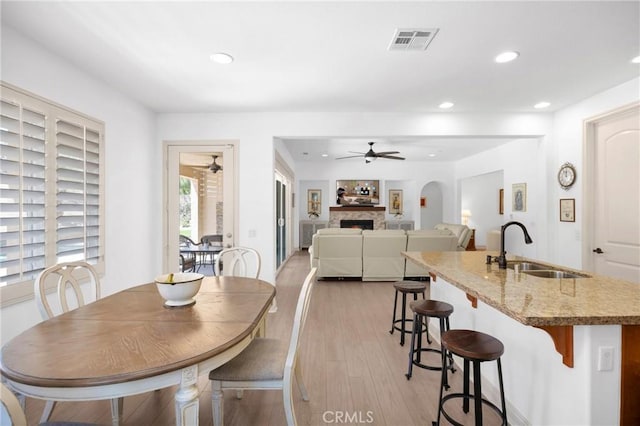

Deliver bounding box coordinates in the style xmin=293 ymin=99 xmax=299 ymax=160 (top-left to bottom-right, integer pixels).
xmin=420 ymin=182 xmax=443 ymax=229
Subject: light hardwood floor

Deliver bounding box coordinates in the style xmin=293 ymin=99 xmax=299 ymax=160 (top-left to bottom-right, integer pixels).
xmin=23 ymin=251 xmax=504 ymax=425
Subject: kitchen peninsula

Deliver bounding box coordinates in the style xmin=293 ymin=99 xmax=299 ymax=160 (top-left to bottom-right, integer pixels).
xmin=403 ymin=250 xmax=639 ymax=426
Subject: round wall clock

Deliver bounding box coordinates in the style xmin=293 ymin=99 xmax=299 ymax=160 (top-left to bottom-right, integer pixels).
xmin=558 ymin=162 xmax=577 ymax=189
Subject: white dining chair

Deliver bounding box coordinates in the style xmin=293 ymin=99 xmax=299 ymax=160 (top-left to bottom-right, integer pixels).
xmin=214 ymin=246 xmax=261 ymax=278
xmin=1 ymin=382 xmax=26 ymax=426
xmin=34 ymin=262 xmax=124 ymax=426
xmin=1 ymin=381 xmax=99 ymax=426
xmin=209 ymin=267 xmax=316 ymax=426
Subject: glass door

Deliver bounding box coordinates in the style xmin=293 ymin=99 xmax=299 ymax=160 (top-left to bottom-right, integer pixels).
xmin=275 ymin=176 xmax=286 ymax=269
xmin=165 ymin=143 xmax=235 ymax=274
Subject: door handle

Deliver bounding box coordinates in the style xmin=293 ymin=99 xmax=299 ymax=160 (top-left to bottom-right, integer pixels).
xmin=592 ymin=248 xmax=604 ymax=254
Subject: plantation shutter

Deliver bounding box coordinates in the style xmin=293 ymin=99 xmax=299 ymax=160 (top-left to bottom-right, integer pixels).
xmin=0 ymin=99 xmax=48 ymax=284
xmin=55 ymin=119 xmax=102 ymax=264
xmin=0 ymin=82 xmax=104 ymax=295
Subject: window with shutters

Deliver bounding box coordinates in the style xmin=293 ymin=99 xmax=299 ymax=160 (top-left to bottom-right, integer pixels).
xmin=0 ymin=82 xmax=105 ymax=306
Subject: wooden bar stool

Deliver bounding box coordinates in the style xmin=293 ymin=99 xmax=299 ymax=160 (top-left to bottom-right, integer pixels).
xmin=434 ymin=329 xmax=508 ymax=426
xmin=389 ymin=281 xmax=427 ymax=346
xmin=406 ymin=299 xmax=455 ymax=385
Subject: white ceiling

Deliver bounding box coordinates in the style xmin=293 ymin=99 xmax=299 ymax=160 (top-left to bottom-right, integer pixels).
xmin=3 ymin=1 xmax=639 ymax=161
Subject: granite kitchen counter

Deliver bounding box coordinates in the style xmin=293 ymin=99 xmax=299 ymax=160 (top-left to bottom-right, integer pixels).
xmin=403 ymin=251 xmax=640 ymax=327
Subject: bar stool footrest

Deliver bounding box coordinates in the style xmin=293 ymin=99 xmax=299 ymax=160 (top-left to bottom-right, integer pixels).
xmin=391 ymin=318 xmax=426 ymax=335
xmin=411 ymin=348 xmax=452 ymax=372
xmin=437 ymin=392 xmax=507 ymax=426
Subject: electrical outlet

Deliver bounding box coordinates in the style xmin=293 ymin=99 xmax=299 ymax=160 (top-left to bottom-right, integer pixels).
xmin=248 ymin=229 xmax=256 ymax=238
xmin=597 ymin=346 xmax=614 ymax=371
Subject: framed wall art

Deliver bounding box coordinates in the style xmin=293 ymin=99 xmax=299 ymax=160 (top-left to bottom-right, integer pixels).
xmin=499 ymin=188 xmax=504 ymax=215
xmin=307 ymin=189 xmax=321 ymax=217
xmin=512 ymin=183 xmax=527 ymax=212
xmin=560 ymin=198 xmax=575 ymax=222
xmin=389 ymin=189 xmax=403 ymax=215
xmin=420 ymin=196 xmax=427 ymax=208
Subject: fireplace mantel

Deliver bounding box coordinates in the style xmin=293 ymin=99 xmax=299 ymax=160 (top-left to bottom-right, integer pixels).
xmin=329 ymin=206 xmax=385 ymax=212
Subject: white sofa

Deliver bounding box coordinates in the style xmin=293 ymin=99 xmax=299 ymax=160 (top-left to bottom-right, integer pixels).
xmin=309 ymin=227 xmax=458 ymax=280
xmin=434 ymin=223 xmax=473 ymax=251
xmin=404 ymin=230 xmax=459 ymax=277
xmin=310 ymin=228 xmax=363 ymax=278
xmin=362 ymin=230 xmax=408 ymax=281
xmin=486 ymin=229 xmax=501 ymax=252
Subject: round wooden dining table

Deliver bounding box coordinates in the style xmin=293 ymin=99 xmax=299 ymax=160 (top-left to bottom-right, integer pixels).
xmin=0 ymin=276 xmax=276 ymax=426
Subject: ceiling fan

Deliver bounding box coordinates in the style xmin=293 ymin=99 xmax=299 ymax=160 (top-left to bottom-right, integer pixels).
xmin=337 ymin=142 xmax=405 ymax=163
xmin=196 ymin=155 xmax=223 ymax=173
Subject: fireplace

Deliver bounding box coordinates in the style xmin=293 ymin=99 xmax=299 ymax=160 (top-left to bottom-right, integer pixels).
xmin=340 ymin=219 xmax=374 ymax=230
xmin=330 ymin=206 xmax=385 ymax=230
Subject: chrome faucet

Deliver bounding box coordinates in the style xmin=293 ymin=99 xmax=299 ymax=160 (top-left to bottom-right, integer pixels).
xmin=494 ymin=221 xmax=533 ymax=269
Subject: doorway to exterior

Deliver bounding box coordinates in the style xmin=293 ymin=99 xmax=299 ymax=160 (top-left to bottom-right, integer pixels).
xmin=275 ymin=156 xmax=294 ymax=273
xmin=164 ymin=142 xmax=236 ymax=274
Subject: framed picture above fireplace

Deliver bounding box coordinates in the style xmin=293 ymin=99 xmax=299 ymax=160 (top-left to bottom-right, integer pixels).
xmin=336 ymin=180 xmax=380 ymax=205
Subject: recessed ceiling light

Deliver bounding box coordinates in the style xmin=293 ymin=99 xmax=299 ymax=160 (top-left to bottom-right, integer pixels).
xmin=534 ymin=102 xmax=551 ymax=109
xmin=321 ymin=154 xmax=328 ymax=157
xmin=632 ymin=56 xmax=640 ymax=64
xmin=495 ymin=51 xmax=519 ymax=63
xmin=428 ymin=153 xmax=436 ymax=158
xmin=439 ymin=102 xmax=454 ymax=109
xmin=210 ymin=52 xmax=234 ymax=64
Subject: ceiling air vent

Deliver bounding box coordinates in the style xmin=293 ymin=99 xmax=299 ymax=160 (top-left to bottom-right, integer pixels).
xmin=389 ymin=28 xmax=439 ymax=51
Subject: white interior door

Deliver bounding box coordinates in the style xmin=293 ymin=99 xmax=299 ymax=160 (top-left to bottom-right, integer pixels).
xmin=164 ymin=142 xmax=236 ymax=272
xmin=592 ymin=104 xmax=640 ymax=283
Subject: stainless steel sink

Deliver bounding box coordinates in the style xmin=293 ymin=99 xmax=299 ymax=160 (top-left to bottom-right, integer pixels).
xmin=522 ymin=270 xmax=590 ymax=279
xmin=505 ymin=260 xmax=591 ymax=278
xmin=507 ymin=261 xmax=549 ymax=271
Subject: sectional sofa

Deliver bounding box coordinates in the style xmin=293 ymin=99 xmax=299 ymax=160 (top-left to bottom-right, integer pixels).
xmin=309 ymin=226 xmax=462 ymax=281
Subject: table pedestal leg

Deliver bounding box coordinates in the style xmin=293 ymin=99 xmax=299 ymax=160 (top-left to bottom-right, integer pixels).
xmin=110 ymin=397 xmax=124 ymax=426
xmin=175 ymin=366 xmax=199 ymax=426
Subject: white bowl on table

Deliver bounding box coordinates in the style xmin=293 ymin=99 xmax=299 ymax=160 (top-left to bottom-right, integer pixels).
xmin=154 ymin=272 xmax=204 ymax=307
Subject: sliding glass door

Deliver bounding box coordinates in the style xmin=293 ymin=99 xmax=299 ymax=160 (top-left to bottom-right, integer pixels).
xmin=275 ymin=174 xmax=286 ymax=269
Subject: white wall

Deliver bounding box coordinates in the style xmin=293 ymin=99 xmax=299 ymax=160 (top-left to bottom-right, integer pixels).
xmin=550 ymin=77 xmax=640 ymax=269
xmin=384 ymin=179 xmax=416 ymax=222
xmin=1 ymin=27 xmax=159 ymax=344
xmin=298 ymin=179 xmax=332 ymax=222
xmin=460 ymin=170 xmax=504 ymax=246
xmin=455 ymin=138 xmax=545 ymax=260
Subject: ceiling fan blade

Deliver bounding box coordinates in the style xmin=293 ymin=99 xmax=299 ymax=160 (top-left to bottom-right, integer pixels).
xmin=336 ymin=154 xmax=364 ymax=160
xmin=374 ymin=151 xmax=400 ymax=155
xmin=378 ymin=154 xmax=405 ymax=160
xmin=347 ymin=151 xmax=366 ymax=155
